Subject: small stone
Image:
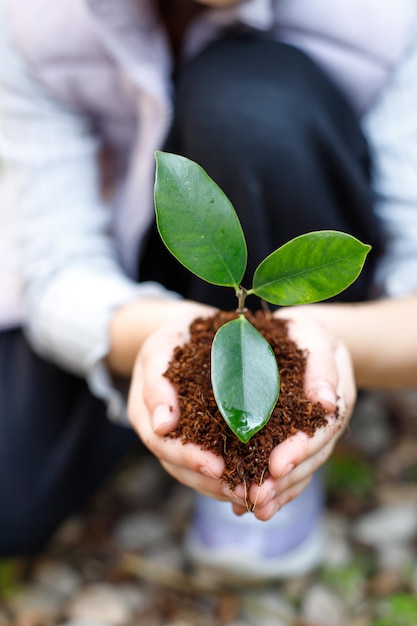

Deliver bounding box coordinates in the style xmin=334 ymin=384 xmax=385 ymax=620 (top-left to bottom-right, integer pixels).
xmin=34 ymin=561 xmax=81 ymax=597
xmin=113 ymin=511 xmax=171 ymax=551
xmin=145 ymin=541 xmax=185 ymax=571
xmin=323 ymin=514 xmax=352 ymax=567
xmin=0 ymin=610 xmax=11 ymax=626
xmin=348 ymin=618 xmax=374 ymax=626
xmin=68 ymin=583 xmax=147 ymax=626
xmin=352 ymin=504 xmax=417 ymax=547
xmin=378 ymin=543 xmax=416 ymax=572
xmin=301 ymin=584 xmax=347 ymax=626
xmin=376 ymin=483 xmax=417 ymax=506
xmin=368 ymin=569 xmax=403 ymax=596
xmin=9 ymin=583 xmax=64 ymax=626
xmin=242 ymin=590 xmax=295 ymax=626
xmin=60 ymin=621 xmax=109 ymax=626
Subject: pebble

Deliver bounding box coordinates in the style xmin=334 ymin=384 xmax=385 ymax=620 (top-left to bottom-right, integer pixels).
xmin=323 ymin=514 xmax=352 ymax=567
xmin=352 ymin=504 xmax=417 ymax=547
xmin=144 ymin=541 xmax=186 ymax=571
xmin=0 ymin=611 xmax=10 ymax=626
xmin=9 ymin=583 xmax=64 ymax=626
xmin=67 ymin=583 xmax=147 ymax=626
xmin=301 ymin=583 xmax=347 ymax=626
xmin=378 ymin=542 xmax=416 ymax=572
xmin=112 ymin=511 xmax=171 ymax=551
xmin=60 ymin=621 xmax=109 ymax=626
xmin=242 ymin=590 xmax=295 ymax=626
xmin=34 ymin=562 xmax=82 ymax=597
xmin=3 ymin=393 xmax=417 ymax=626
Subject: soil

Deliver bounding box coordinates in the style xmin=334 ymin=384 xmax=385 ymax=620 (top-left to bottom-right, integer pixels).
xmin=164 ymin=310 xmax=331 ymax=493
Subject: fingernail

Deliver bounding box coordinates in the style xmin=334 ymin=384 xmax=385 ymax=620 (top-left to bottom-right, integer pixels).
xmin=281 ymin=463 xmax=295 ymax=477
xmin=316 ymin=382 xmax=337 ymax=408
xmin=152 ymin=404 xmax=173 ymax=432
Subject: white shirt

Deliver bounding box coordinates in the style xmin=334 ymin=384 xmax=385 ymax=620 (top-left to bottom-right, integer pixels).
xmin=1 ymin=0 xmax=417 ymax=420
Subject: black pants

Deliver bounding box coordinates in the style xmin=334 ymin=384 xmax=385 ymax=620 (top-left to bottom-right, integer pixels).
xmin=0 ymin=330 xmax=138 ymax=557
xmin=0 ymin=36 xmax=382 ymax=557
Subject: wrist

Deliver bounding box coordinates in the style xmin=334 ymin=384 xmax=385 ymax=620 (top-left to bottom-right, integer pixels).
xmin=106 ymin=297 xmax=215 ymax=376
xmin=107 ymin=298 xmax=176 ymax=376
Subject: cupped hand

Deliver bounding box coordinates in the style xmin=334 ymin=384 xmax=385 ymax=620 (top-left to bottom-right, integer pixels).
xmin=127 ymin=300 xmax=247 ymax=507
xmin=231 ymin=306 xmax=357 ymax=521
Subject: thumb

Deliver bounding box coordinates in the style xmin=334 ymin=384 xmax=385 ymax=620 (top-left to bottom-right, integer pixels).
xmin=284 ymin=314 xmax=338 ymax=414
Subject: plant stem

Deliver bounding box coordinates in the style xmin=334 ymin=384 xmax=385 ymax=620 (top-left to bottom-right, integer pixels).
xmin=235 ymin=286 xmax=248 ymax=314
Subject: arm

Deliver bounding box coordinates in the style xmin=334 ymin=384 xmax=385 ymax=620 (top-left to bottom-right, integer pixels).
xmin=0 ymin=3 xmax=257 ymax=510
xmin=242 ymin=25 xmax=417 ymax=518
xmin=324 ymin=17 xmax=417 ymax=390
xmin=334 ymin=13 xmax=417 ymax=390
xmin=0 ymin=3 xmax=179 ymax=419
xmin=301 ymin=295 xmax=417 ymax=390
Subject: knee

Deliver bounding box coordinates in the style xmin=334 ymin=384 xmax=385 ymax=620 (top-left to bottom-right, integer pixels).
xmin=174 ymin=36 xmax=344 ymax=167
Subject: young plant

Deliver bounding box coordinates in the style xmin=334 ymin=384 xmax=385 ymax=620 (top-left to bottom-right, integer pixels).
xmin=154 ymin=151 xmax=370 ymax=444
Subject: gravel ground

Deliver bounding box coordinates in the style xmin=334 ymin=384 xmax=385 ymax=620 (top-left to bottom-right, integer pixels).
xmin=1 ymin=391 xmax=417 ymax=626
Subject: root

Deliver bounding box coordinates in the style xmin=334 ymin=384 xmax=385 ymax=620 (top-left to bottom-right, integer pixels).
xmin=250 ymin=467 xmax=267 ymax=513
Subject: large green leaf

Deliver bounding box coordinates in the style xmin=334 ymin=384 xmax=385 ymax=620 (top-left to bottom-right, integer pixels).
xmin=252 ymin=231 xmax=371 ymax=305
xmin=211 ymin=316 xmax=279 ymax=443
xmin=154 ymin=151 xmax=247 ymax=288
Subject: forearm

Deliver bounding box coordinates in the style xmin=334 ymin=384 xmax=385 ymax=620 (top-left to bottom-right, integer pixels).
xmin=305 ymin=294 xmax=417 ymax=390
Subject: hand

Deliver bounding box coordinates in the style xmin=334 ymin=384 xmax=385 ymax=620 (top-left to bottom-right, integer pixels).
xmin=230 ymin=306 xmax=356 ymax=520
xmin=127 ymin=300 xmax=246 ymax=506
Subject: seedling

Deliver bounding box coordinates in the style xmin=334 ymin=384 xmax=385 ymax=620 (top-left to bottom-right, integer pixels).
xmin=154 ymin=151 xmax=370 ymax=444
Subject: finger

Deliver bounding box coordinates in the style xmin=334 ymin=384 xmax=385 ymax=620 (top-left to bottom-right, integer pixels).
xmin=128 ymin=355 xmax=178 ymax=437
xmin=236 ymin=431 xmax=334 ymax=510
xmin=146 ymin=433 xmax=225 ymax=478
xmin=139 ymin=302 xmax=218 ymax=425
xmin=129 ymin=376 xmax=225 ymax=479
xmin=140 ymin=340 xmax=184 ymax=431
xmin=159 ymin=460 xmax=248 ymax=507
xmin=283 ymin=314 xmax=338 ymax=413
xmin=231 ymin=502 xmax=250 ymax=516
xmin=268 ymin=419 xmax=340 ymax=479
xmin=159 ymin=460 xmax=231 ymax=500
xmin=252 ymin=476 xmax=312 ymax=521
xmin=256 ymin=440 xmax=335 ymax=508
xmin=334 ymin=340 xmax=357 ymax=420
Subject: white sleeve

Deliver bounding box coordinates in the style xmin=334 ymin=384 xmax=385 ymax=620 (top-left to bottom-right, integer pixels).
xmin=362 ymin=18 xmax=417 ymax=297
xmin=0 ymin=1 xmax=178 ymax=422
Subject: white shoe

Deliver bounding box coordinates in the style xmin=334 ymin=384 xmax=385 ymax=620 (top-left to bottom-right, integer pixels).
xmin=185 ymin=472 xmax=325 ymax=583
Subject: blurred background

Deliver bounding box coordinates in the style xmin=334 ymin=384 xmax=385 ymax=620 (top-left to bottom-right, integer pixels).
xmin=1 ymin=390 xmax=417 ymax=626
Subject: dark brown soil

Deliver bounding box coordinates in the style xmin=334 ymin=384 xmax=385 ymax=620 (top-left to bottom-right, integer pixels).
xmin=164 ymin=310 xmax=330 ymax=492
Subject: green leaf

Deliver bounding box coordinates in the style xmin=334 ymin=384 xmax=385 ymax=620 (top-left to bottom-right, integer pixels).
xmin=154 ymin=151 xmax=247 ymax=288
xmin=372 ymin=594 xmax=417 ymax=626
xmin=211 ymin=316 xmax=279 ymax=443
xmin=252 ymin=231 xmax=371 ymax=305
